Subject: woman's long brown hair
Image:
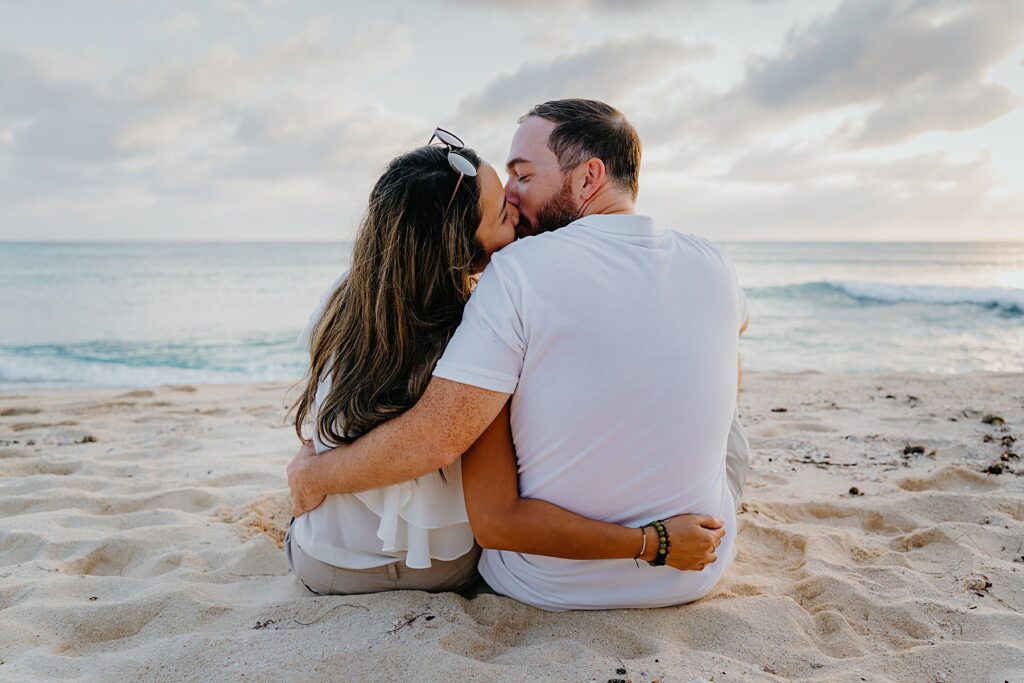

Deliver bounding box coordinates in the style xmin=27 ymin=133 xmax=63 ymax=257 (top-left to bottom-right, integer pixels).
xmin=292 ymin=145 xmax=485 ymax=446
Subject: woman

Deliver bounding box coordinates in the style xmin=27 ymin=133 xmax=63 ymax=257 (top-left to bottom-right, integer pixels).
xmin=284 ymin=130 xmax=727 ymax=596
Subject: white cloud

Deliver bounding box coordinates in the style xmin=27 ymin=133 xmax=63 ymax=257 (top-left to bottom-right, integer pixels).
xmin=458 ymin=36 xmax=713 ymax=122
xmin=0 ymin=16 xmax=423 ymax=239
xmin=160 ymin=12 xmax=201 ymax=35
xmin=440 ymin=0 xmax=678 ymax=11
xmin=1 ymin=2 xmax=1021 ymax=241
xmin=646 ymin=0 xmax=1024 ymax=149
xmin=855 ymin=83 xmax=1018 ymax=146
xmin=643 ymin=148 xmax=1022 ymax=240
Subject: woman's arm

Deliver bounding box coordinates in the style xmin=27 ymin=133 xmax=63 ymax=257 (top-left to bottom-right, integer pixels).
xmin=288 ymin=378 xmax=509 ymax=517
xmin=462 ymin=402 xmax=726 ymax=570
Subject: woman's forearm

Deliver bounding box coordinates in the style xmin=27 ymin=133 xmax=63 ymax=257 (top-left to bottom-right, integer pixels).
xmin=301 ymin=379 xmax=510 ymax=499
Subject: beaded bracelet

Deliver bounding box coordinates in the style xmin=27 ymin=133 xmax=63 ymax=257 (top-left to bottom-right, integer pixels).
xmin=647 ymin=519 xmax=670 ymax=567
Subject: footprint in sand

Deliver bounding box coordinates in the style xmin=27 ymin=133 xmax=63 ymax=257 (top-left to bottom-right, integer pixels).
xmin=756 ymin=421 xmax=838 ymax=437
xmin=897 ymin=465 xmax=1000 ymax=493
xmin=443 ymin=607 xmax=657 ymax=663
xmin=0 ymin=407 xmax=42 ymax=417
xmin=8 ymin=420 xmax=79 ymax=432
xmin=116 ymin=390 xmax=155 ymax=399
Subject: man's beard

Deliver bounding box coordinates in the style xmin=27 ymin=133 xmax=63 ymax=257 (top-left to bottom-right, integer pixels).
xmin=516 ymin=176 xmax=581 ymax=238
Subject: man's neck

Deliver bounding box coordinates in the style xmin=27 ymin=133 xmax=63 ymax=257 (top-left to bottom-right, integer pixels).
xmin=578 ymin=188 xmax=635 ymax=218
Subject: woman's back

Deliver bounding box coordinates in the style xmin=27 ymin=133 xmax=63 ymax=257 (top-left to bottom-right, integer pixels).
xmin=288 ymin=275 xmax=474 ymax=570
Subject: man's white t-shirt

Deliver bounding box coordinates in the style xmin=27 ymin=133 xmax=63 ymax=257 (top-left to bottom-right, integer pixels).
xmin=432 ymin=214 xmax=749 ymax=611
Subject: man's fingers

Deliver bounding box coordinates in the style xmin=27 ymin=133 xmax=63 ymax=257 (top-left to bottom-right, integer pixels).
xmin=696 ymin=515 xmax=724 ymax=528
xmin=709 ymin=525 xmax=727 ymax=542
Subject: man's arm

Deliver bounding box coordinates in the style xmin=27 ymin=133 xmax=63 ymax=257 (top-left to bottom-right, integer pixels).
xmin=463 ymin=403 xmax=726 ymax=570
xmin=288 ymin=377 xmax=508 ymax=516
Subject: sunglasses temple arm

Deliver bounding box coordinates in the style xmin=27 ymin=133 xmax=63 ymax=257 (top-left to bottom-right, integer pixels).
xmin=445 ymin=174 xmax=465 ymax=214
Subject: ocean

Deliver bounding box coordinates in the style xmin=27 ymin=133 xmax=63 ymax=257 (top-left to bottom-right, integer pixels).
xmin=1 ymin=241 xmax=1021 ymax=388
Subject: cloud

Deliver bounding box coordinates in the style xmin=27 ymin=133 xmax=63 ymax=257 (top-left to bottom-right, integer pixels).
xmin=724 ymin=143 xmax=988 ymax=188
xmin=642 ymin=147 xmax=1023 ymax=240
xmin=440 ymin=0 xmax=678 ymax=11
xmin=2 ymin=2 xmax=1021 ymax=242
xmin=647 ymin=0 xmax=1024 ymax=150
xmin=457 ymin=36 xmax=713 ymax=123
xmin=855 ymin=83 xmax=1018 ymax=146
xmin=160 ymin=12 xmax=200 ymax=35
xmin=0 ymin=19 xmax=420 ymax=237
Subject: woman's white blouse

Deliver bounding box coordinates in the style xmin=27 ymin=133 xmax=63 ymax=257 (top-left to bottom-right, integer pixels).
xmin=288 ymin=274 xmax=475 ymax=569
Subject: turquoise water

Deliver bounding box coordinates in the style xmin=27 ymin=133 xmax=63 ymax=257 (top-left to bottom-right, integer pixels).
xmin=1 ymin=241 xmax=1022 ymax=387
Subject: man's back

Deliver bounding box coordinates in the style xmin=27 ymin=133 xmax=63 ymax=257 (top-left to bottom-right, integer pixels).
xmin=434 ymin=214 xmax=748 ymax=610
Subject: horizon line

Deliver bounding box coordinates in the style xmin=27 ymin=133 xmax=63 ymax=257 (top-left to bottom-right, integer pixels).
xmin=3 ymin=239 xmax=1024 ymax=246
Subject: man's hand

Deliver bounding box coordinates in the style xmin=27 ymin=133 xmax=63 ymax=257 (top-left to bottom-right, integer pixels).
xmin=287 ymin=439 xmax=327 ymax=518
xmin=662 ymin=514 xmax=726 ymax=571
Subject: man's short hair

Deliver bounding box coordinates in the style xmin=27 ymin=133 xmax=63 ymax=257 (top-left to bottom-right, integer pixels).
xmin=519 ymin=99 xmax=641 ymax=201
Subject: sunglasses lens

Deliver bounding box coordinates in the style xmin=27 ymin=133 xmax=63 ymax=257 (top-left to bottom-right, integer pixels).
xmin=448 ymin=151 xmax=477 ymax=177
xmin=434 ymin=128 xmax=465 ymax=148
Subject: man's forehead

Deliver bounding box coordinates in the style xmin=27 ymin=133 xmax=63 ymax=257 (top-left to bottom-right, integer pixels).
xmin=506 ymin=116 xmax=557 ymax=167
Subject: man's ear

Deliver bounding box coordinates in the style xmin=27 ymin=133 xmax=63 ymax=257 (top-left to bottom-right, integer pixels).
xmin=578 ymin=158 xmax=606 ymax=201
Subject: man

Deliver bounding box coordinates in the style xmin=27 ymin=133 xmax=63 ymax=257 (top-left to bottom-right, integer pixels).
xmin=289 ymin=99 xmax=750 ymax=610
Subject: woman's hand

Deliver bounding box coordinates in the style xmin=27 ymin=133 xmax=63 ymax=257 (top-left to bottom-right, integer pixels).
xmin=660 ymin=514 xmax=726 ymax=571
xmin=287 ymin=439 xmax=326 ymax=518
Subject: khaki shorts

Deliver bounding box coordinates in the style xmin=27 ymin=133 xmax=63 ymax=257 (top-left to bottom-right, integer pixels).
xmin=284 ymin=524 xmax=482 ymax=596
xmin=285 ymin=411 xmax=750 ymax=595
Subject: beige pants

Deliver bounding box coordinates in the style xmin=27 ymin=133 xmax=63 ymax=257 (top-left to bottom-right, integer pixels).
xmin=284 ymin=525 xmax=482 ymax=596
xmin=727 ymin=409 xmax=751 ymax=511
xmin=286 ymin=412 xmax=750 ymax=596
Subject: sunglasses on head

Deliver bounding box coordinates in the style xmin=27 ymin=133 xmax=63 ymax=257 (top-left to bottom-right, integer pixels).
xmin=428 ymin=127 xmax=477 ymax=213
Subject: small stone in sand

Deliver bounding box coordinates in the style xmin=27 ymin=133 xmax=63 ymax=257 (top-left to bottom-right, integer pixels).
xmin=1001 ymin=435 xmax=1016 ymax=447
xmin=848 ymin=486 xmax=863 ymax=496
xmin=771 ymin=407 xmax=788 ymax=413
xmin=982 ymin=415 xmax=1005 ymax=425
xmin=903 ymin=445 xmax=926 ymax=455
xmin=985 ymin=464 xmax=1003 ymax=475
xmin=962 ymin=575 xmax=989 ymax=592
xmin=80 ymin=435 xmax=97 ymax=443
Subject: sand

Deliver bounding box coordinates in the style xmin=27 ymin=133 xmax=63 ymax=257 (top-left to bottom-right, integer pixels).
xmin=1 ymin=373 xmax=1022 ymax=682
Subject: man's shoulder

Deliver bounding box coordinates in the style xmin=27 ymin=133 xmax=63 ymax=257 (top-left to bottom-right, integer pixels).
xmin=489 ymin=230 xmax=574 ymax=270
xmin=666 ymin=229 xmax=725 ymax=253
xmin=666 ymin=231 xmax=736 ymax=268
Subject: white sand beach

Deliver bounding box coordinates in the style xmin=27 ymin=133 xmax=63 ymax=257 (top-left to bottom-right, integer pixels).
xmin=1 ymin=373 xmax=1022 ymax=682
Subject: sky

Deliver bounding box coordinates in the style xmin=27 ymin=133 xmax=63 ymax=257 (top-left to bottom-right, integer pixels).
xmin=2 ymin=0 xmax=1023 ymax=242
